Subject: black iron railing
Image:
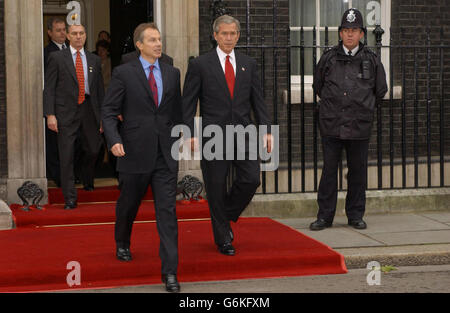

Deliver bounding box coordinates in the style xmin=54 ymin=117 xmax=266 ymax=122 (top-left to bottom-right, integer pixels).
xmin=210 ymin=0 xmax=449 ymax=194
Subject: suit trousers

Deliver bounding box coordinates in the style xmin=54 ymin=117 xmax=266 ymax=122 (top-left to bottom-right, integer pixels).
xmin=45 ymin=117 xmax=61 ymax=186
xmin=317 ymin=137 xmax=369 ymax=222
xmin=201 ymin=157 xmax=261 ymax=246
xmin=115 ymin=147 xmax=178 ymax=275
xmin=57 ymin=97 xmax=102 ymax=203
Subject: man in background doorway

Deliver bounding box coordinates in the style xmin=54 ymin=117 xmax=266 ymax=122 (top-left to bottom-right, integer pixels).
xmin=43 ymin=17 xmax=68 ymax=187
xmin=44 ymin=24 xmax=105 ymax=210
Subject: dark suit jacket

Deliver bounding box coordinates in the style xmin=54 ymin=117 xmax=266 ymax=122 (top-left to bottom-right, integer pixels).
xmin=102 ymin=58 xmax=182 ymax=174
xmin=43 ymin=48 xmax=105 ymax=127
xmin=44 ymin=41 xmax=60 ymax=72
xmin=120 ymin=50 xmax=174 ymax=66
xmin=182 ymin=49 xmax=271 ymax=141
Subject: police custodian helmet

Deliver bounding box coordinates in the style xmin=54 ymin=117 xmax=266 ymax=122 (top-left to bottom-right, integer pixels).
xmin=339 ymin=8 xmax=364 ymax=31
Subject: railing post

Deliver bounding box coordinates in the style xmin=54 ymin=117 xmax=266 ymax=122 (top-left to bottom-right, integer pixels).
xmin=373 ymin=24 xmax=384 ymax=58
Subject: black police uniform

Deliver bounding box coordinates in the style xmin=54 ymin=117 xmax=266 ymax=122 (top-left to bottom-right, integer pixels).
xmin=312 ymin=8 xmax=388 ymax=225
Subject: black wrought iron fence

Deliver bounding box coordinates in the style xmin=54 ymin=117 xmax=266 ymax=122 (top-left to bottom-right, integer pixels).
xmin=234 ymin=25 xmax=449 ymax=194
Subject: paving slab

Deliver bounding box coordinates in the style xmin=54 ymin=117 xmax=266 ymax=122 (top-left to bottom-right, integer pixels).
xmin=350 ymin=214 xmax=450 ymax=234
xmin=300 ymin=228 xmax=384 ymax=249
xmin=419 ymin=212 xmax=450 ymax=223
xmin=275 ymin=217 xmax=384 ymax=248
xmin=367 ymin=230 xmax=450 ymax=246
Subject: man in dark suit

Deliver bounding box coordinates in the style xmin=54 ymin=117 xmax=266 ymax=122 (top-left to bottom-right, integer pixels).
xmin=182 ymin=15 xmax=273 ymax=256
xmin=43 ymin=17 xmax=68 ymax=187
xmin=102 ymin=23 xmax=182 ymax=293
xmin=120 ymin=49 xmax=173 ymax=66
xmin=44 ymin=24 xmax=105 ymax=209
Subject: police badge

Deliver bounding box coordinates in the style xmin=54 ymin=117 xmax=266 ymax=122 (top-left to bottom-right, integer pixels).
xmin=346 ymin=10 xmax=356 ymax=23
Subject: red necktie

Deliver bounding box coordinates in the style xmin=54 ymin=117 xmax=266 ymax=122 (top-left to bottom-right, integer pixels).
xmin=225 ymin=55 xmax=235 ymax=99
xmin=148 ymin=65 xmax=158 ymax=107
xmin=75 ymin=51 xmax=85 ymax=104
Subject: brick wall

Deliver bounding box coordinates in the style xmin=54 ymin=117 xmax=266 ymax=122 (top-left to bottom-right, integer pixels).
xmin=387 ymin=0 xmax=450 ymax=160
xmin=0 ymin=0 xmax=7 ymax=181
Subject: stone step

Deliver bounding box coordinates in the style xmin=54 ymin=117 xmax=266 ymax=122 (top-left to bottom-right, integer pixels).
xmin=244 ymin=187 xmax=450 ymax=219
xmin=0 ymin=200 xmax=12 ymax=230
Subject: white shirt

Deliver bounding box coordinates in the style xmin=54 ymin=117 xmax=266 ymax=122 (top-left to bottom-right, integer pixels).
xmin=343 ymin=45 xmax=359 ymax=56
xmin=216 ymin=46 xmax=236 ymax=76
xmin=52 ymin=41 xmax=66 ymax=50
xmin=69 ymin=46 xmax=90 ymax=95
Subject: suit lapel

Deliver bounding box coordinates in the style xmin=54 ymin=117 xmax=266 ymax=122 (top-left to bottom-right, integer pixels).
xmin=208 ymin=50 xmax=233 ymax=101
xmin=233 ymin=51 xmax=245 ymax=102
xmin=63 ymin=49 xmax=78 ymax=84
xmin=131 ymin=58 xmax=156 ymax=110
xmin=85 ymin=51 xmax=95 ymax=90
xmin=158 ymin=62 xmax=169 ymax=109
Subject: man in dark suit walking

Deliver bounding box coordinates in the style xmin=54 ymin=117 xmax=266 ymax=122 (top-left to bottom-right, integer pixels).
xmin=44 ymin=24 xmax=105 ymax=209
xmin=182 ymin=15 xmax=273 ymax=256
xmin=102 ymin=23 xmax=182 ymax=293
xmin=43 ymin=17 xmax=68 ymax=187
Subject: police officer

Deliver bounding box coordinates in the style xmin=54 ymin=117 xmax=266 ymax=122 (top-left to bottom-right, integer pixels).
xmin=310 ymin=8 xmax=387 ymax=231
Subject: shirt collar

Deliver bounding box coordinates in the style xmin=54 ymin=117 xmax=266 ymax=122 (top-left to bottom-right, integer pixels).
xmin=70 ymin=45 xmax=85 ymax=56
xmin=216 ymin=46 xmax=235 ymax=61
xmin=139 ymin=55 xmax=160 ymax=71
xmin=52 ymin=41 xmax=65 ymax=50
xmin=342 ymin=44 xmax=359 ymax=56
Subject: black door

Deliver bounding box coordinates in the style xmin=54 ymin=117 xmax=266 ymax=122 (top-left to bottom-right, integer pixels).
xmin=110 ymin=0 xmax=154 ymax=68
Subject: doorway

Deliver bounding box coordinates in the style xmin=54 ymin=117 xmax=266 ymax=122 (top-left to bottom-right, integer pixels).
xmin=42 ymin=0 xmax=155 ymax=187
xmin=110 ymin=0 xmax=154 ymax=67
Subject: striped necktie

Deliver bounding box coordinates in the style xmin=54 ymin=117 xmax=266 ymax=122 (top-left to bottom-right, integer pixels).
xmin=75 ymin=51 xmax=85 ymax=104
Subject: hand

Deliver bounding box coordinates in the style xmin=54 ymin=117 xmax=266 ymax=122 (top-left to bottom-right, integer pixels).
xmin=47 ymin=115 xmax=58 ymax=133
xmin=111 ymin=143 xmax=125 ymax=157
xmin=187 ymin=137 xmax=199 ymax=152
xmin=263 ymin=133 xmax=273 ymax=153
xmin=117 ymin=114 xmax=123 ymax=122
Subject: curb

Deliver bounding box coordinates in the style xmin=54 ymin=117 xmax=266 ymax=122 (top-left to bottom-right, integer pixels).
xmin=337 ymin=244 xmax=450 ymax=269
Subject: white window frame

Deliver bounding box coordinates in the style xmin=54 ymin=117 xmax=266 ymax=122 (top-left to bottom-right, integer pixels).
xmin=287 ymin=0 xmax=396 ymax=103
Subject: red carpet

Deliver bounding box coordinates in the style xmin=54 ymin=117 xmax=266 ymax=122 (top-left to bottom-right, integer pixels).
xmin=2 ymin=186 xmax=347 ymax=292
xmin=10 ymin=201 xmax=210 ymax=228
xmin=0 ymin=218 xmax=346 ymax=292
xmin=47 ymin=186 xmax=153 ymax=204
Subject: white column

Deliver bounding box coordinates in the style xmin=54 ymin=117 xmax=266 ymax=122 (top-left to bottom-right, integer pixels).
xmin=4 ymin=0 xmax=47 ymax=204
xmin=161 ymin=0 xmax=202 ymax=181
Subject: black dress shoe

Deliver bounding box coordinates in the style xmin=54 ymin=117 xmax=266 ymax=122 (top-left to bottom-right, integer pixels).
xmin=348 ymin=219 xmax=367 ymax=229
xmin=218 ymin=242 xmax=235 ymax=256
xmin=161 ymin=274 xmax=180 ymax=293
xmin=309 ymin=219 xmax=332 ymax=231
xmin=64 ymin=201 xmax=77 ymax=210
xmin=116 ymin=248 xmax=132 ymax=261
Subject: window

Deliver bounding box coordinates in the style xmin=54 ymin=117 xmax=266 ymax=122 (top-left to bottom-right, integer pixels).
xmin=288 ymin=0 xmax=392 ymax=102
